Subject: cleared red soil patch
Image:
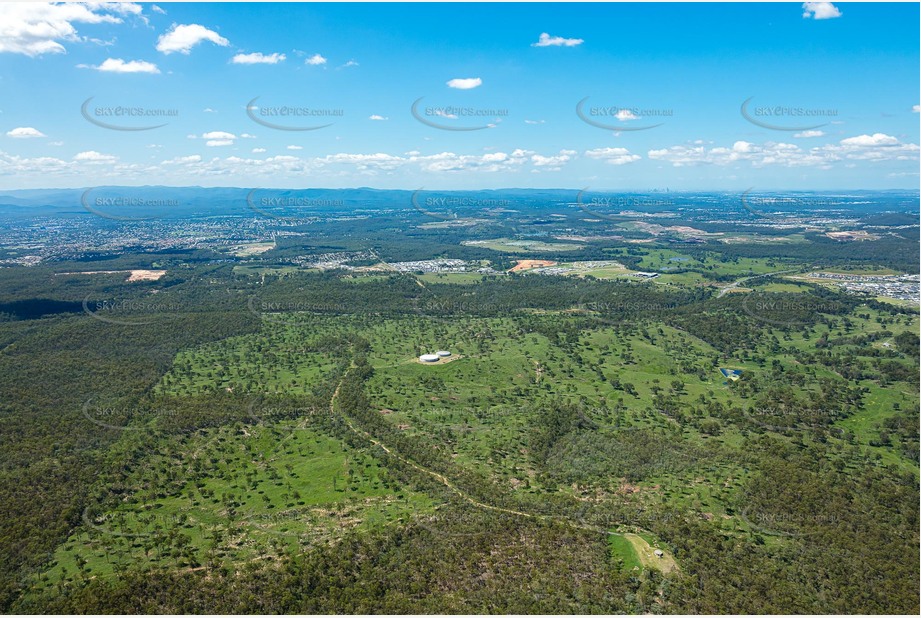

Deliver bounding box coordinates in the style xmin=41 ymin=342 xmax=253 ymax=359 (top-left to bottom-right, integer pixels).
xmin=509 ymin=259 xmax=557 ymax=272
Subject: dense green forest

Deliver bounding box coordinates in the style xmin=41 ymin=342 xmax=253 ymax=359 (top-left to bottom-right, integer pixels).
xmin=0 ymin=248 xmax=918 ymax=613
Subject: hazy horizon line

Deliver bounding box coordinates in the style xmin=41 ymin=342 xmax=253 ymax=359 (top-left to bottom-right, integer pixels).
xmin=2 ymin=186 xmax=918 ymax=194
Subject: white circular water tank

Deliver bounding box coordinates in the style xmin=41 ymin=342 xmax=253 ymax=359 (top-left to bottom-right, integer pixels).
xmin=436 ymin=350 xmax=451 ymax=357
xmin=419 ymin=354 xmax=440 ymax=363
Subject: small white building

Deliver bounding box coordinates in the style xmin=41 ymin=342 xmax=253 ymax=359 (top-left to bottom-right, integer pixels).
xmin=654 ymin=549 xmax=664 ymax=558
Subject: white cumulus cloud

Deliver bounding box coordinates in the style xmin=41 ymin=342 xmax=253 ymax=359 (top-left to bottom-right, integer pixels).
xmin=447 ymin=77 xmax=482 ymax=90
xmin=156 ymin=24 xmax=229 ymax=54
xmin=82 ymin=58 xmax=160 ymax=73
xmin=793 ymin=130 xmax=825 ymax=138
xmin=802 ymin=2 xmax=842 ymax=20
xmin=647 ymin=134 xmax=918 ymax=168
xmin=532 ymin=32 xmax=584 ymax=47
xmin=232 ymin=52 xmax=285 ymax=64
xmin=305 ymin=53 xmax=327 ymax=66
xmin=585 ymin=147 xmax=641 ymax=165
xmin=200 ymin=130 xmax=236 ymax=147
xmin=0 ymin=2 xmax=143 ymax=56
xmin=162 ymin=155 xmax=202 ymax=165
xmin=1 ymin=146 xmax=645 ymax=184
xmin=6 ymin=127 xmax=46 ymax=138
xmin=531 ymin=150 xmax=576 ymax=170
xmin=840 ymin=133 xmax=899 ymax=147
xmin=74 ymin=150 xmax=117 ymax=163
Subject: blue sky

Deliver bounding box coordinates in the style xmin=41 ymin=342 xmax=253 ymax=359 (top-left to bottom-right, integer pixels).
xmin=0 ymin=1 xmax=918 ymax=190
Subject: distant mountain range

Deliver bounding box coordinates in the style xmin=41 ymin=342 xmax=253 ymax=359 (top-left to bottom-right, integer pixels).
xmin=0 ymin=186 xmax=916 ymax=220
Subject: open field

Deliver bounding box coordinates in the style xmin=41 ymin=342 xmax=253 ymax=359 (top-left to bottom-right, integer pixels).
xmin=624 ymin=533 xmax=678 ymax=574
xmin=232 ymin=265 xmax=303 ymax=276
xmin=228 ymin=242 xmax=276 ymax=257
xmin=462 ymin=238 xmax=584 ymax=252
xmin=54 ymin=269 xmax=168 ymax=282
xmin=28 ymin=421 xmax=431 ymax=594
xmin=415 ymin=272 xmax=491 ymax=284
xmin=27 ymin=292 xmax=913 ymax=602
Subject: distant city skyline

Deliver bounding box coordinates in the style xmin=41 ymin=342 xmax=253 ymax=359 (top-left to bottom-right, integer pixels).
xmin=0 ymin=2 xmax=918 ymax=190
